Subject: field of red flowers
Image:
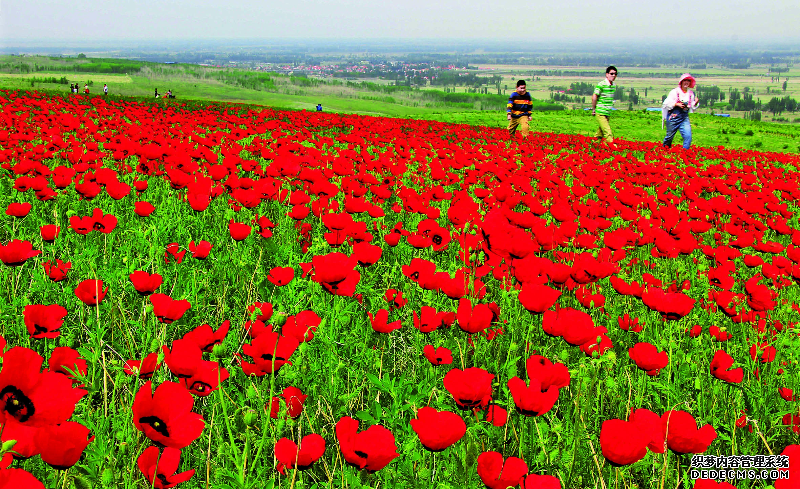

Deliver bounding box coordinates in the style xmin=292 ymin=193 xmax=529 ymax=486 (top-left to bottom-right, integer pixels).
xmin=0 ymin=90 xmax=798 ymax=488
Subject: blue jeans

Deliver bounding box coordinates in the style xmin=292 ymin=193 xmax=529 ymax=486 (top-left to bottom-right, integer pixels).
xmin=663 ymin=110 xmax=692 ymax=149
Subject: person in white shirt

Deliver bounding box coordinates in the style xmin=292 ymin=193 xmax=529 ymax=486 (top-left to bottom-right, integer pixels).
xmin=103 ymin=84 xmax=108 ymax=96
xmin=661 ymin=73 xmax=700 ymax=149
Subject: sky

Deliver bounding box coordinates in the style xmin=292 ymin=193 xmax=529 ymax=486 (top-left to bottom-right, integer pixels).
xmin=1 ymin=0 xmax=799 ymax=45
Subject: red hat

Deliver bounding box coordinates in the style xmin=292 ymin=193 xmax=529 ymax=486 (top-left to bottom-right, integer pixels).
xmin=678 ymin=73 xmax=696 ymax=88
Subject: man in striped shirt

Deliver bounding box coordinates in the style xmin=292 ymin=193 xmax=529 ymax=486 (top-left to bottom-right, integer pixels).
xmin=507 ymin=80 xmax=532 ymax=138
xmin=591 ymin=66 xmax=617 ymax=143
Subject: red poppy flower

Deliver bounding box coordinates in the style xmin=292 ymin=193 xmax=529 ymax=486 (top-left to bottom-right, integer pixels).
xmin=779 ymin=387 xmax=795 ymax=402
xmin=5 ymin=202 xmax=31 ymax=218
xmin=247 ymin=302 xmax=273 ymax=322
xmin=162 ymin=339 xmax=204 ymax=379
xmin=24 ymin=304 xmax=68 ymax=339
xmin=383 ymin=233 xmax=402 ymax=247
xmin=352 ymin=241 xmax=382 ymax=266
xmin=132 ymin=381 xmax=205 ymax=449
xmin=181 ymin=360 xmax=229 ymax=397
xmin=274 ymin=434 xmax=326 ymax=475
xmin=709 ymin=350 xmax=743 ymax=384
xmin=182 ymin=320 xmax=230 ymax=353
xmin=0 ymin=347 xmax=87 ymax=427
xmin=286 ymin=205 xmax=310 ymax=220
xmin=457 ymin=298 xmax=493 ymax=334
xmin=0 ymin=240 xmax=41 ymax=266
xmin=48 ymin=347 xmax=87 ymax=383
xmin=775 ymin=444 xmax=798 ymax=489
xmin=600 ymin=418 xmax=650 ymax=466
xmin=368 ymin=309 xmax=402 ymax=333
xmin=311 ymin=252 xmax=361 ymax=296
xmin=629 ymin=408 xmax=666 ymax=453
xmin=74 ymin=279 xmax=108 ymax=306
xmin=580 ymin=332 xmax=613 ymax=358
xmin=784 ymin=414 xmax=800 ymax=433
xmin=618 ymin=313 xmax=642 ymax=332
xmin=542 ymin=308 xmax=598 ymax=346
xmin=129 ymin=271 xmax=163 ymax=295
xmin=384 ymin=289 xmax=407 ymax=310
xmin=628 ymin=342 xmax=669 ymax=376
xmin=164 ymin=243 xmax=186 ymax=265
xmin=137 ymin=446 xmax=195 ymax=489
xmin=641 ymin=288 xmax=696 ymax=321
xmin=525 ymin=355 xmax=570 ymax=390
xmin=518 ymin=284 xmax=561 ymax=313
xmin=335 ymin=416 xmax=399 ymax=472
xmin=476 ymin=451 xmax=528 ymax=489
xmin=124 ymin=352 xmax=161 ymax=380
xmin=267 ymin=267 xmax=294 ymax=286
xmin=42 ymin=259 xmax=71 ymax=282
xmin=281 ymin=311 xmax=322 ymax=343
xmin=134 ymin=201 xmax=156 ymax=217
xmin=69 ymin=215 xmax=93 ymax=235
xmin=661 ymin=410 xmax=717 ymax=454
xmin=507 ymin=377 xmax=559 ymax=417
xmin=267 ymin=386 xmax=307 ymax=419
xmin=229 ymin=219 xmax=252 ymax=241
xmin=410 ymin=406 xmax=466 ymax=452
xmin=444 ymin=367 xmax=493 ymax=410
xmin=40 ymin=224 xmax=60 ymax=242
xmin=749 ymin=342 xmax=776 ymax=363
xmin=485 ymin=404 xmax=508 ymax=427
xmin=0 ymin=468 xmax=45 ymax=489
xmin=186 ymin=192 xmax=211 ymax=212
xmin=520 ymin=474 xmax=561 ymax=489
xmin=423 ymin=345 xmax=453 ymax=366
xmin=413 ymin=306 xmax=454 ymax=333
xmin=150 ymin=294 xmax=191 ymax=324
xmin=188 ymin=240 xmax=212 ymax=259
xmin=34 ymin=421 xmax=93 ymax=469
xmin=241 ymin=331 xmax=299 ymax=376
xmin=89 ymin=208 xmax=117 ymax=233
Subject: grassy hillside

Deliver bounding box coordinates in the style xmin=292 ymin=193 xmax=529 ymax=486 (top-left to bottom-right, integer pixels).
xmin=2 ymin=54 xmax=799 ymax=154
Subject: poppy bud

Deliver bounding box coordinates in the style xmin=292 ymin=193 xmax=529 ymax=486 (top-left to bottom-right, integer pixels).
xmin=1 ymin=439 xmax=17 ymax=454
xmin=272 ymin=313 xmax=288 ymax=327
xmin=211 ymin=344 xmax=226 ymax=359
xmin=243 ymin=409 xmax=258 ymax=427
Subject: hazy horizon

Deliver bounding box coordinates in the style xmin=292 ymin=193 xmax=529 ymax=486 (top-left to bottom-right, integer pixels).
xmin=2 ymin=0 xmax=800 ymax=46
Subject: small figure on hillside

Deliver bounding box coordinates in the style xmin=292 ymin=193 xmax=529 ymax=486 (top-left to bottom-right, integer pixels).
xmin=73 ymin=84 xmax=78 ymax=94
xmin=69 ymin=83 xmax=74 ymax=93
xmin=316 ymin=103 xmax=323 ymax=112
xmin=84 ymin=84 xmax=89 ymax=95
xmin=506 ymin=80 xmax=532 ymax=138
xmin=155 ymin=88 xmax=159 ymax=98
xmin=662 ymin=73 xmax=700 ymax=149
xmin=103 ymin=84 xmax=108 ymax=96
xmin=167 ymin=89 xmax=174 ymax=99
xmin=591 ymin=66 xmax=617 ymax=143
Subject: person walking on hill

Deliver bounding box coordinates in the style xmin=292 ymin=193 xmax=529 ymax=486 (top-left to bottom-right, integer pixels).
xmin=591 ymin=66 xmax=617 ymax=143
xmin=507 ymin=80 xmax=532 ymax=138
xmin=103 ymin=84 xmax=108 ymax=96
xmin=662 ymin=73 xmax=700 ymax=149
xmin=154 ymin=88 xmax=159 ymax=98
xmin=84 ymin=84 xmax=89 ymax=95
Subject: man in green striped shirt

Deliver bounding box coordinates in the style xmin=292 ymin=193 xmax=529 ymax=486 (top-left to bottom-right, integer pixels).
xmin=591 ymin=66 xmax=617 ymax=143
